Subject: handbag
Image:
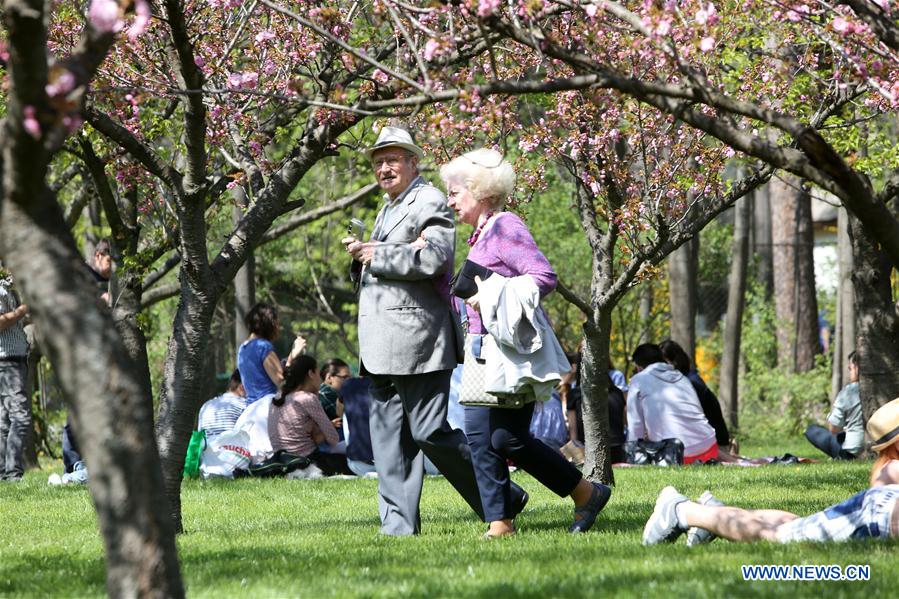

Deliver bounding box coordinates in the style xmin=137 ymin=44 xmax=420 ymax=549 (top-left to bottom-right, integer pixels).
xmin=458 ymin=334 xmax=528 ymax=409
xmin=624 ymin=438 xmax=685 ymax=466
xmin=450 ymin=260 xmax=496 ymax=299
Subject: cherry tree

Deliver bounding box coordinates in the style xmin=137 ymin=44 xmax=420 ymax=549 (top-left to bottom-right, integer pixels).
xmin=470 ymin=0 xmax=899 ymax=416
xmin=0 ymin=0 xmax=184 ymax=594
xmin=44 ymin=0 xmax=519 ymax=530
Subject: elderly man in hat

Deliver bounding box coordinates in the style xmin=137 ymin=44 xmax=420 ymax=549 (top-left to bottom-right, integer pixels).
xmin=342 ymin=126 xmax=511 ymax=535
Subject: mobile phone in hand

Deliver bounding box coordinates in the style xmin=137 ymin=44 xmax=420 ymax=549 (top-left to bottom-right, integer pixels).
xmin=347 ymin=218 xmax=366 ymax=240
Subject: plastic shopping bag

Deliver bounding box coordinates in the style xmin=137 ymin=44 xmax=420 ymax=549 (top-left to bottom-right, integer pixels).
xmin=200 ymin=429 xmax=252 ymax=478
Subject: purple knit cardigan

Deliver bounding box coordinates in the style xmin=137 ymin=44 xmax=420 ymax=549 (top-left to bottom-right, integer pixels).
xmin=461 ymin=212 xmax=557 ymax=334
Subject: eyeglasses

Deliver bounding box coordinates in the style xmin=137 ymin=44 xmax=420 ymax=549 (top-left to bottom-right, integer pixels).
xmin=372 ymin=155 xmax=410 ymax=169
xmin=332 ymin=373 xmax=350 ymax=379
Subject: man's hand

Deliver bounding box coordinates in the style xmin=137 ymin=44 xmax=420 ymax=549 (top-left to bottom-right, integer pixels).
xmin=343 ymin=236 xmax=380 ymax=266
xmin=411 ymin=233 xmax=427 ymax=249
xmin=331 ymin=417 xmax=342 ymax=429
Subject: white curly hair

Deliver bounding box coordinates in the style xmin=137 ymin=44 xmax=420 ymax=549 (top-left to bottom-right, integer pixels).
xmin=439 ymin=148 xmax=516 ymax=209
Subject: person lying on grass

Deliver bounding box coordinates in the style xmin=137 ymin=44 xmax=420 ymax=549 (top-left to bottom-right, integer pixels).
xmin=644 ymin=396 xmax=899 ymax=546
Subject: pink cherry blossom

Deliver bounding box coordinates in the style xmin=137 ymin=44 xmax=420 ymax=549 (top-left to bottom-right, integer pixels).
xmin=477 ymin=0 xmax=501 ymax=18
xmin=372 ymin=69 xmax=389 ymax=84
xmin=695 ymin=3 xmax=718 ymax=25
xmin=700 ymin=36 xmax=715 ymax=52
xmin=656 ymin=20 xmax=671 ymax=36
xmin=424 ymin=39 xmax=440 ymax=61
xmin=255 ymin=30 xmax=276 ymax=43
xmin=832 ymin=17 xmax=851 ymax=34
xmin=227 ymin=71 xmax=259 ymax=90
xmin=89 ymin=0 xmax=123 ymax=34
xmin=23 ymin=106 xmax=41 ymax=139
xmin=127 ymin=0 xmax=151 ymax=40
xmin=585 ymin=3 xmax=598 ymax=18
xmin=45 ymin=70 xmax=76 ymax=97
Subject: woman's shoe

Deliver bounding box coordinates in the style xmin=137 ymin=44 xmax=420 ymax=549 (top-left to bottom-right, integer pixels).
xmin=568 ymin=482 xmax=612 ymax=533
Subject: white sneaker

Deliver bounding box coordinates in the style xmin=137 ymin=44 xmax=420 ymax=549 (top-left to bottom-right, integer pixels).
xmin=686 ymin=490 xmax=723 ymax=546
xmin=643 ymin=485 xmax=689 ymax=545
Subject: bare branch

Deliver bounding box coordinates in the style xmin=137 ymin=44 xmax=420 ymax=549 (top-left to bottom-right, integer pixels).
xmin=142 ymin=252 xmax=181 ymax=292
xmin=85 ymin=106 xmax=177 ymax=186
xmin=162 ymin=0 xmax=208 ymax=193
xmin=141 ymin=282 xmax=180 ymax=309
xmin=50 ymin=163 xmax=82 ymax=193
xmin=556 ymin=278 xmax=592 ymax=317
xmin=261 ymin=182 xmax=378 ymax=245
xmin=259 ymin=0 xmax=427 ymax=93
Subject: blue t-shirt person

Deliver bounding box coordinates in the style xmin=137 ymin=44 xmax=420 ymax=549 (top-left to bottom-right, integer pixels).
xmin=238 ymin=338 xmax=278 ymax=403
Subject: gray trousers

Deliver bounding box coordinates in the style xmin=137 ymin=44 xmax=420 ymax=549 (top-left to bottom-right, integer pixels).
xmin=0 ymin=361 xmax=30 ymax=480
xmin=368 ymin=369 xmax=484 ymax=535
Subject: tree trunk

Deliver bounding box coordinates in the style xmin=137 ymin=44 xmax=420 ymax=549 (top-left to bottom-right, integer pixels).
xmin=580 ymin=313 xmax=614 ymax=485
xmin=154 ymin=286 xmax=217 ymax=533
xmin=832 ymin=206 xmax=856 ymax=397
xmin=770 ymin=174 xmax=819 ymax=372
xmin=667 ymin=236 xmax=698 ymax=359
xmin=752 ymin=182 xmax=774 ymax=296
xmin=233 ymin=200 xmax=255 ymax=349
xmin=847 ymin=213 xmax=899 ymax=420
xmin=637 ymin=283 xmax=653 ymax=345
xmin=0 ymin=192 xmax=184 ymax=598
xmin=719 ymin=195 xmax=750 ymax=431
xmin=107 ymin=192 xmax=153 ymax=400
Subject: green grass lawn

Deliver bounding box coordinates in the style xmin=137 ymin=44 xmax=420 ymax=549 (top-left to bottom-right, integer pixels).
xmin=1 ymin=438 xmax=895 ymax=598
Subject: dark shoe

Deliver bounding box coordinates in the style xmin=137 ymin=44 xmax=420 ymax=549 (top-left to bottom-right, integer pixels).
xmin=511 ymin=489 xmax=530 ymax=519
xmin=569 ymin=482 xmax=612 ymax=533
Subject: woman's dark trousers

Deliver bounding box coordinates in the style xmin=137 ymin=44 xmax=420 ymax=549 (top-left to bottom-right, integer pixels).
xmin=465 ymin=402 xmax=581 ymax=522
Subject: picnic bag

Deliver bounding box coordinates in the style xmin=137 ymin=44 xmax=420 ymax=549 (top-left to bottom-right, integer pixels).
xmin=624 ymin=438 xmax=685 ymax=466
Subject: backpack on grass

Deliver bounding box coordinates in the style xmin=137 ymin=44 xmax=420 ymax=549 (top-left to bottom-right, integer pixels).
xmin=248 ymin=450 xmax=313 ymax=477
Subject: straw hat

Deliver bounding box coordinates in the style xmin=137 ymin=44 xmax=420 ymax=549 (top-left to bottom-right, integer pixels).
xmin=363 ymin=126 xmax=424 ymax=160
xmin=867 ymin=397 xmax=899 ymax=451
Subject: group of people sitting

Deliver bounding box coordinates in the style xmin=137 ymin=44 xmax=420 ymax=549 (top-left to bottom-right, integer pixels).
xmin=196 ymin=302 xmax=374 ymax=478
xmin=549 ymin=339 xmax=734 ymax=467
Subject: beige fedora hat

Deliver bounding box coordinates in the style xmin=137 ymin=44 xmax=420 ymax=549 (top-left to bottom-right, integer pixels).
xmin=867 ymin=397 xmax=899 ymax=451
xmin=363 ymin=126 xmax=424 ymax=160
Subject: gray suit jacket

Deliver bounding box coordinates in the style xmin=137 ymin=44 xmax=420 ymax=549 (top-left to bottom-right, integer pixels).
xmin=358 ymin=176 xmax=464 ymax=375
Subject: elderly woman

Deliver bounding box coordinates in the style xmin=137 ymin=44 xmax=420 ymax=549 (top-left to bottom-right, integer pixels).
xmin=439 ymin=148 xmax=612 ymax=538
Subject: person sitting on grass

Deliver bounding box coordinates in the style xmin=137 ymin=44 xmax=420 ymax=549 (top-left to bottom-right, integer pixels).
xmin=237 ymin=302 xmax=305 ymax=404
xmin=627 ymin=343 xmax=718 ymax=464
xmin=319 ymin=358 xmax=350 ymax=422
xmin=198 ymin=369 xmax=248 ymax=443
xmin=659 ymin=340 xmax=732 ymax=449
xmin=804 ymin=350 xmax=863 ymax=460
xmin=268 ymin=355 xmax=351 ymax=476
xmin=644 ymin=396 xmax=899 ymax=547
